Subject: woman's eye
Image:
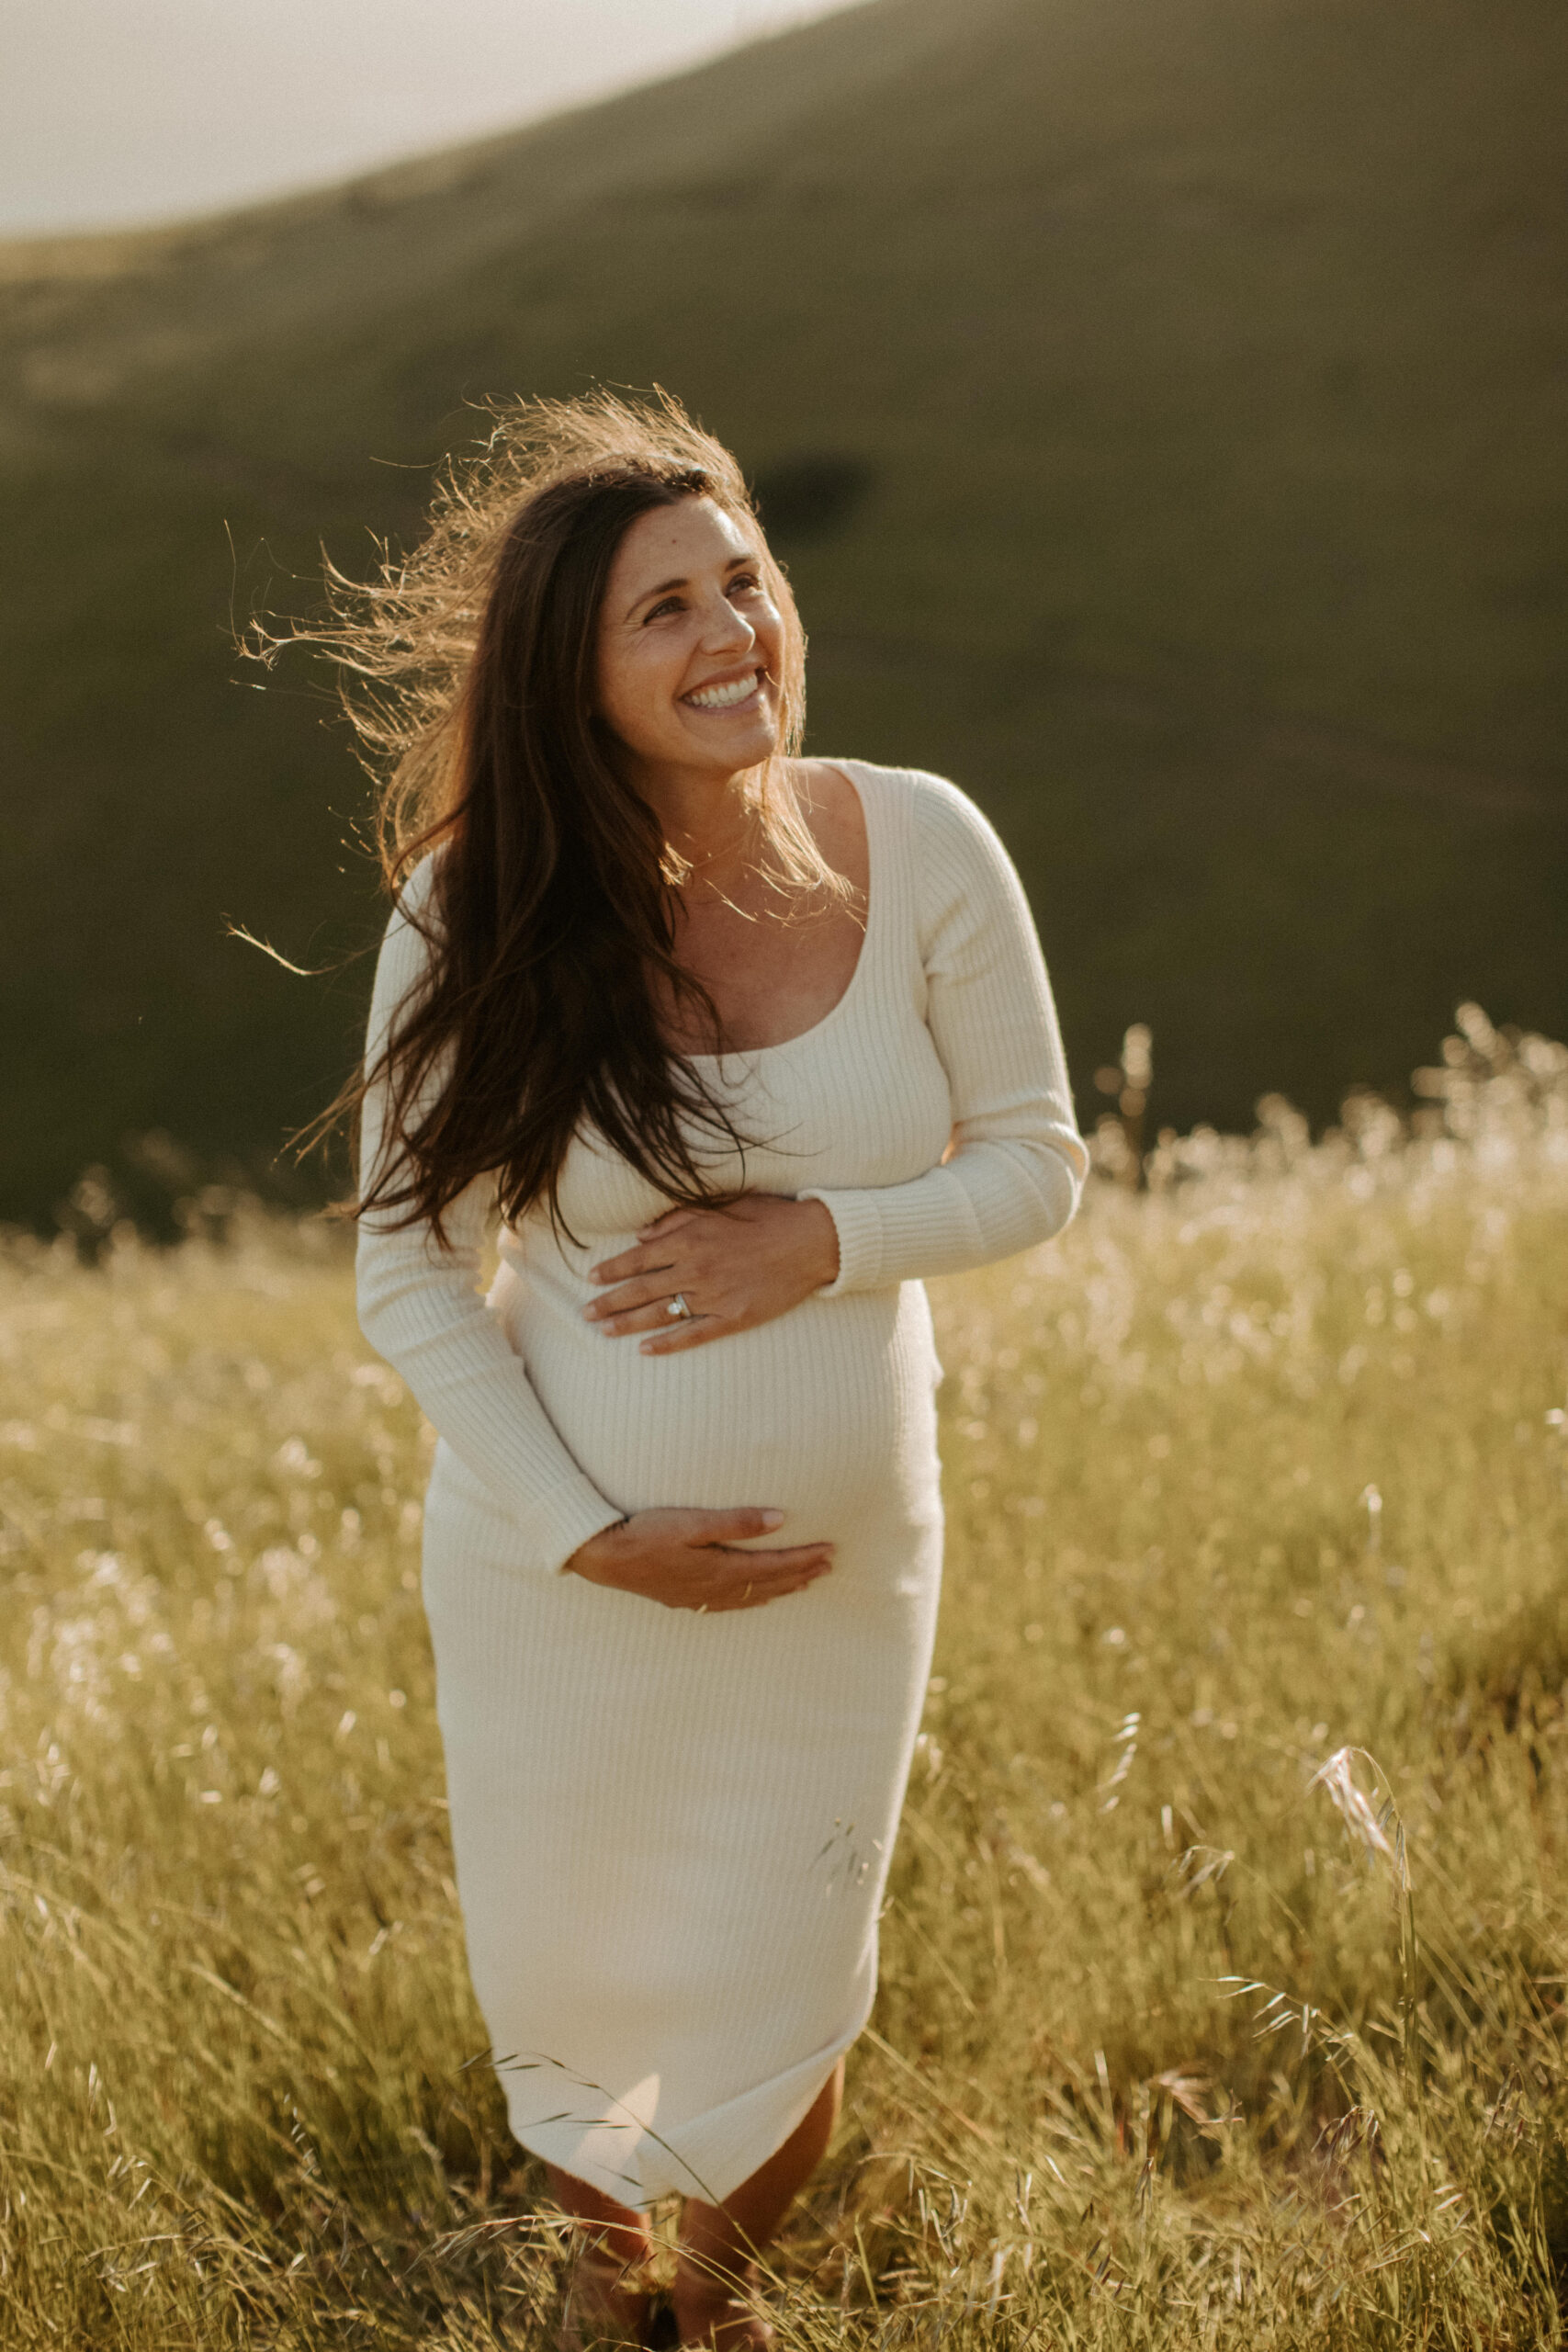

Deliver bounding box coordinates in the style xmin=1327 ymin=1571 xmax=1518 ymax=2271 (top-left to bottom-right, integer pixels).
xmin=644 ymin=596 xmax=683 ymax=623
xmin=728 ymin=573 xmax=761 ymax=597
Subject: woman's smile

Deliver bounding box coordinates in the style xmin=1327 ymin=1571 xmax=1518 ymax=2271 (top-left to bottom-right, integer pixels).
xmin=595 ymin=496 xmax=787 ymax=790
xmin=682 ymin=665 xmax=768 ymax=714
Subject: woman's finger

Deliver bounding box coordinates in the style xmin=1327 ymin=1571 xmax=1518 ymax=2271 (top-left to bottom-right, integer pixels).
xmin=708 ymin=1542 xmax=832 ymax=1569
xmin=702 ymin=1580 xmax=818 ymax=1613
xmin=597 ymin=1299 xmax=716 ymax=1339
xmin=638 ymin=1317 xmax=725 ymax=1355
xmin=587 ymin=1239 xmax=678 ymax=1285
xmin=682 ymin=1507 xmax=786 ymax=1542
xmin=636 ymin=1207 xmax=699 ymax=1241
xmin=599 ymin=1298 xmax=715 ymax=1338
xmin=584 ymin=1276 xmax=686 ymax=1325
xmin=696 ymin=1563 xmax=830 ymax=1611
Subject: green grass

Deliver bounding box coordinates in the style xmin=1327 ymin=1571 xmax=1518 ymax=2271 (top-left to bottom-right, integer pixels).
xmin=2 ymin=0 xmax=1566 ymax=1223
xmin=5 ymin=1020 xmax=1568 ymax=2345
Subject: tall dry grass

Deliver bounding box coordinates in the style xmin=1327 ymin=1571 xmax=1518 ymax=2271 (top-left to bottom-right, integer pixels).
xmin=3 ymin=1011 xmax=1567 ymax=2346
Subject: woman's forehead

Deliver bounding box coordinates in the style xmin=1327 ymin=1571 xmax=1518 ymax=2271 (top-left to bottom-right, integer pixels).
xmin=608 ymin=496 xmax=754 ymax=594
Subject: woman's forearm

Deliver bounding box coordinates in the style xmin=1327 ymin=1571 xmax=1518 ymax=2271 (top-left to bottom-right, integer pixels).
xmin=798 ymin=1132 xmax=1081 ymax=1295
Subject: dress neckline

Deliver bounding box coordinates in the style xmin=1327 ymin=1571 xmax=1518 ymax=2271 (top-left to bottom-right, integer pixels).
xmin=683 ymin=760 xmax=876 ymax=1066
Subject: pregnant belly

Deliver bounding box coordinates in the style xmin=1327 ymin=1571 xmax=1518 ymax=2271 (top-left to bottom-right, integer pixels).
xmin=491 ymin=1260 xmax=942 ymax=1542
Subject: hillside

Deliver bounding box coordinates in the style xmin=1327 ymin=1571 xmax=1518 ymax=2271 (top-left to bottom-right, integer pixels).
xmin=2 ymin=0 xmax=1564 ymax=1225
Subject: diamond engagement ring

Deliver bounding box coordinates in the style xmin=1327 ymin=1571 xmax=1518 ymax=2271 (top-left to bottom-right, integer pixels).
xmin=666 ymin=1292 xmax=693 ymax=1320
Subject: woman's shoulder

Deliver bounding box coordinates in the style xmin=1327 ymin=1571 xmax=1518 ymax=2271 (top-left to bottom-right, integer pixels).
xmin=831 ymin=760 xmax=1020 ymax=908
xmin=375 ymin=849 xmax=447 ymax=963
xmin=831 ymin=758 xmax=1002 ymax=843
xmin=391 ymin=847 xmax=445 ymax=919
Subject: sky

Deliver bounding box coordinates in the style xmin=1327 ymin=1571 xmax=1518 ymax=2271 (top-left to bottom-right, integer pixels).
xmin=0 ymin=0 xmax=863 ymax=237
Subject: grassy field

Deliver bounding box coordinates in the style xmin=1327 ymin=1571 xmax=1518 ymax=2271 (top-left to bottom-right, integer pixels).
xmin=3 ymin=0 xmax=1566 ymax=1223
xmin=4 ymin=1014 xmax=1568 ymax=2347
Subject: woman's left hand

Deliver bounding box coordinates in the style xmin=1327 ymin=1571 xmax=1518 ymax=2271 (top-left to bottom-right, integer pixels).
xmin=584 ymin=1194 xmax=840 ymax=1353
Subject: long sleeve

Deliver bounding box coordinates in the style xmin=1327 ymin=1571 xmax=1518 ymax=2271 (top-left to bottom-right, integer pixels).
xmin=355 ymin=864 xmax=624 ymax=1579
xmin=799 ymin=773 xmax=1088 ymax=1294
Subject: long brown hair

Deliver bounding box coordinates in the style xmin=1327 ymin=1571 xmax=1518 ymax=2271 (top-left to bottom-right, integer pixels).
xmin=267 ymin=390 xmax=832 ymax=1239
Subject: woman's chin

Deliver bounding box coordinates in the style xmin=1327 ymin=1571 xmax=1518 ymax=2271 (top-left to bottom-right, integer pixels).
xmin=678 ymin=713 xmax=779 ymax=771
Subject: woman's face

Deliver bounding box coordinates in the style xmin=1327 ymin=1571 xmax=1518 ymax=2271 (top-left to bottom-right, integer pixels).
xmin=594 ymin=495 xmax=787 ymax=786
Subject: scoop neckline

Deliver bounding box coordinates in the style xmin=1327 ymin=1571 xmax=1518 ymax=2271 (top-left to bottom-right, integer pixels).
xmin=683 ymin=759 xmax=875 ymax=1066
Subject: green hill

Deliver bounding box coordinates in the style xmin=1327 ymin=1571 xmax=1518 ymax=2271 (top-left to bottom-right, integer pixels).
xmin=2 ymin=0 xmax=1564 ymax=1227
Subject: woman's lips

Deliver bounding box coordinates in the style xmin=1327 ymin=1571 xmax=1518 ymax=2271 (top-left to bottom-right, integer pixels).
xmin=682 ymin=667 xmax=765 ymax=712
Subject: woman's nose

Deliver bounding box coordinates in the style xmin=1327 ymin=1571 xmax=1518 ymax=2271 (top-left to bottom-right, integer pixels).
xmin=699 ymin=594 xmax=756 ymax=651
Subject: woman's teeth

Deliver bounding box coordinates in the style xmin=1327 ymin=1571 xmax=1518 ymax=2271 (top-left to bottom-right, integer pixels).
xmin=684 ymin=672 xmax=760 ymax=710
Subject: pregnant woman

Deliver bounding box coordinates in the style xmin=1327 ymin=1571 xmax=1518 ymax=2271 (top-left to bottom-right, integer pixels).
xmin=344 ymin=392 xmax=1087 ymax=2346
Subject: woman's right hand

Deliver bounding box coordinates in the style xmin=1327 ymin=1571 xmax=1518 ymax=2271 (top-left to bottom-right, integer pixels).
xmin=565 ymin=1508 xmax=834 ymax=1612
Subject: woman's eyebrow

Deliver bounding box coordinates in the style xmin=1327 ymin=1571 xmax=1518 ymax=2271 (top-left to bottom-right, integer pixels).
xmin=633 ymin=574 xmax=688 ymax=608
xmin=626 ymin=551 xmax=761 ymax=617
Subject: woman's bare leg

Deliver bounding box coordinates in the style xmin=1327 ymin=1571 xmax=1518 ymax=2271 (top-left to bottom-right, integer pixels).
xmin=546 ymin=2165 xmax=654 ymax=2350
xmin=673 ymin=2059 xmax=845 ymax=2348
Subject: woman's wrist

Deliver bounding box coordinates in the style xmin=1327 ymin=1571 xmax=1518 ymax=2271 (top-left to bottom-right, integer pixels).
xmin=792 ymin=1195 xmax=840 ymax=1289
xmin=565 ymin=1518 xmax=629 ymax=1577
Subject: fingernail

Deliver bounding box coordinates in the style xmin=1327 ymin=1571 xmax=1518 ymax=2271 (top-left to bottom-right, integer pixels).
xmin=761 ymin=1510 xmax=784 ymax=1529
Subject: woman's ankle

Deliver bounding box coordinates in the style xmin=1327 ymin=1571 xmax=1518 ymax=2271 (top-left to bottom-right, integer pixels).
xmin=673 ymin=2256 xmax=767 ymax=2327
xmin=561 ymin=2244 xmax=655 ymax=2350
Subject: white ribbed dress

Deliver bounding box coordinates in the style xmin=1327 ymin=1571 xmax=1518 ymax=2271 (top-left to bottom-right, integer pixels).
xmin=356 ymin=761 xmax=1086 ymax=2210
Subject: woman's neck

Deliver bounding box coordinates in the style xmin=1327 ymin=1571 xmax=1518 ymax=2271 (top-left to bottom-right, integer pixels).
xmin=634 ymin=758 xmax=763 ymax=895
